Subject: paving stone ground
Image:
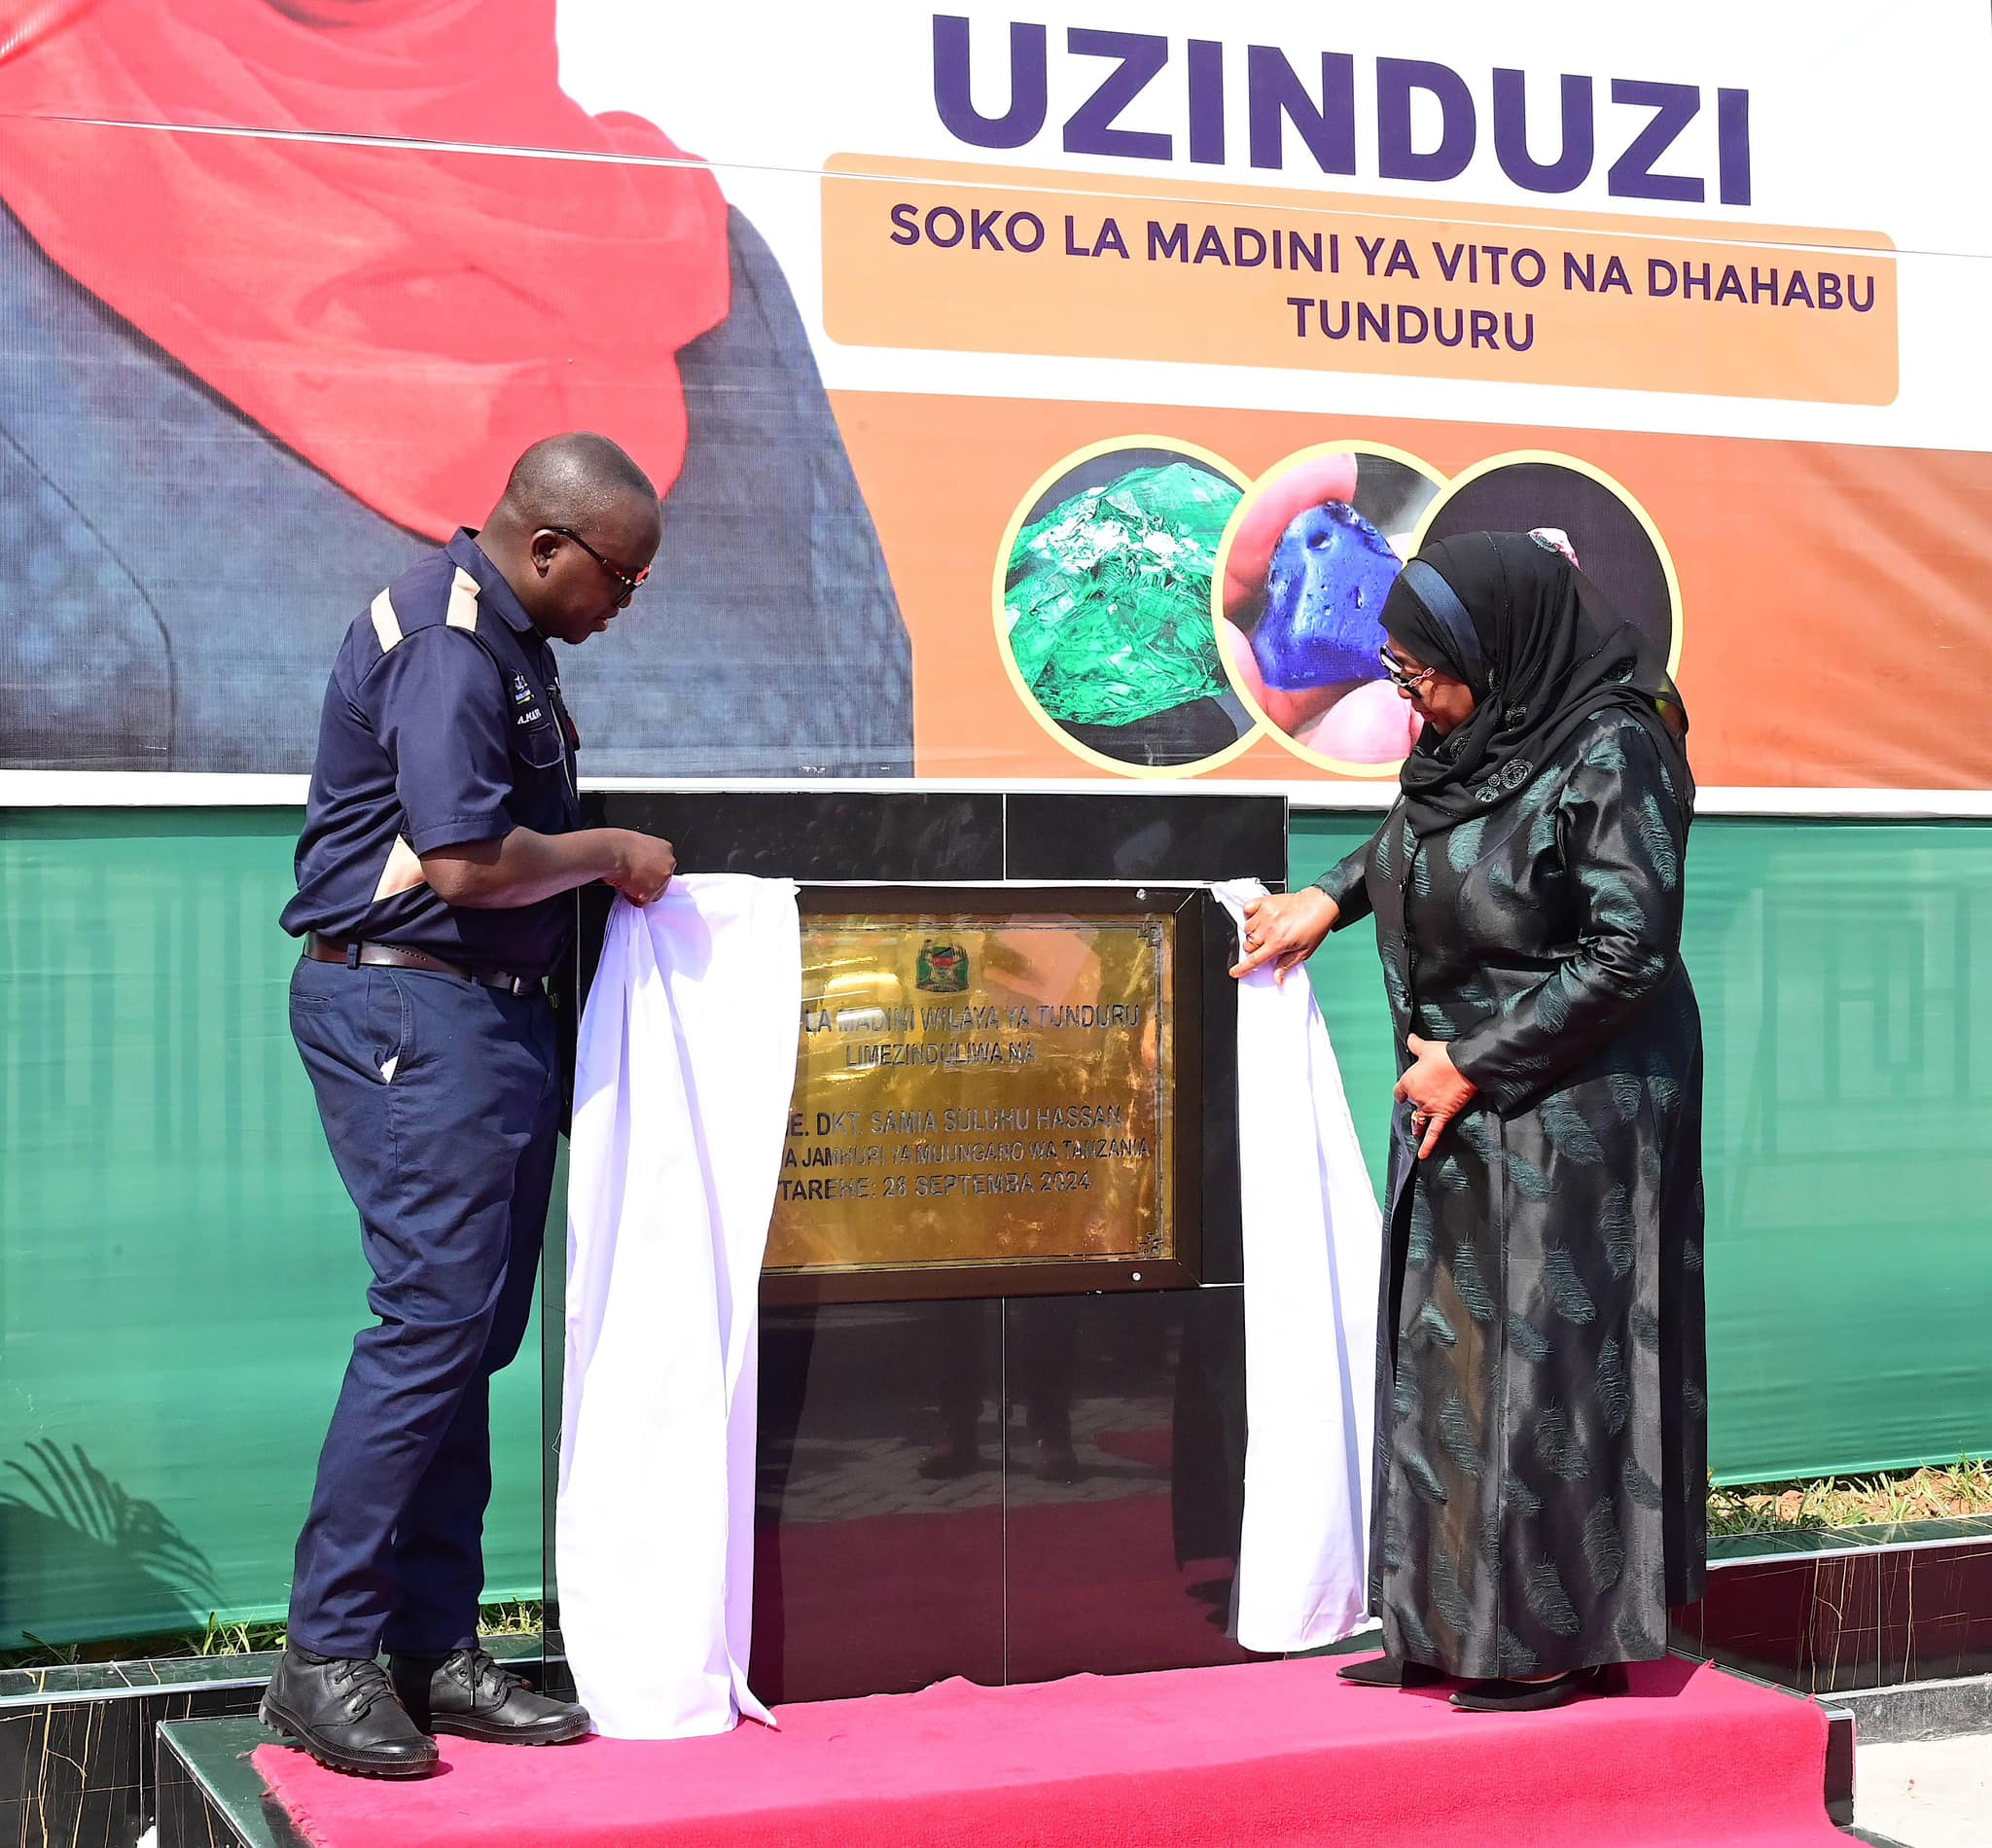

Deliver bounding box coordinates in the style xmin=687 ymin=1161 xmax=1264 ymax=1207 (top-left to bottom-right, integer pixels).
xmin=1856 ymin=1733 xmax=1991 ymax=1848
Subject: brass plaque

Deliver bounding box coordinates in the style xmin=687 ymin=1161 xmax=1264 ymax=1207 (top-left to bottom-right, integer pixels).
xmin=768 ymin=909 xmax=1175 ymax=1275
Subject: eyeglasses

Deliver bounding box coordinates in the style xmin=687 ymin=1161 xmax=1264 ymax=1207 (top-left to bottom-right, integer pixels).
xmin=1377 ymin=647 xmax=1439 ymax=693
xmin=547 ymin=526 xmax=649 ymax=602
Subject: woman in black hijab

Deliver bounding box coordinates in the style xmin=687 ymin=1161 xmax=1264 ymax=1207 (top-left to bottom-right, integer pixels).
xmin=1234 ymin=531 xmax=1705 ymax=1711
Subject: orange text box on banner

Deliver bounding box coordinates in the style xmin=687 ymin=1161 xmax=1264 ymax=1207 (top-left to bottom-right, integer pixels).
xmin=829 ymin=389 xmax=1992 ymax=793
xmin=823 ymin=157 xmax=1898 ymax=407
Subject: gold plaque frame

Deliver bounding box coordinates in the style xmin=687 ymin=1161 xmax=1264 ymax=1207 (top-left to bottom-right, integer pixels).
xmin=763 ymin=885 xmax=1220 ymax=1304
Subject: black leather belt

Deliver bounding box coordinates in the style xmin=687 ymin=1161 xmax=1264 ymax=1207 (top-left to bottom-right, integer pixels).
xmin=305 ymin=934 xmax=543 ymax=997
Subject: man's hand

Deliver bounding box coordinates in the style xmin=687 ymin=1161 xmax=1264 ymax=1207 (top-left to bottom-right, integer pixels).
xmin=421 ymin=826 xmax=674 ymax=908
xmin=603 ymin=830 xmax=676 ymax=906
xmin=1395 ymin=1034 xmax=1478 ymax=1158
xmin=1229 ymin=888 xmax=1339 ymax=984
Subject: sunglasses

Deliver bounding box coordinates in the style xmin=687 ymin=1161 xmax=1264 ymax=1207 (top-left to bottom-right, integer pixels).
xmin=1377 ymin=646 xmax=1439 ymax=693
xmin=548 ymin=526 xmax=649 ymax=601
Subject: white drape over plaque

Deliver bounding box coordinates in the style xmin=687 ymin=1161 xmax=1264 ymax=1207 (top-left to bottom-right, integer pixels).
xmin=559 ymin=875 xmax=800 ymax=1738
xmin=1215 ymin=878 xmax=1382 ymax=1653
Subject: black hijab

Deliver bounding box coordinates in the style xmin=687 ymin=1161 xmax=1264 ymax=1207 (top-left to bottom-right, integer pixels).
xmin=1380 ymin=530 xmax=1692 ymax=838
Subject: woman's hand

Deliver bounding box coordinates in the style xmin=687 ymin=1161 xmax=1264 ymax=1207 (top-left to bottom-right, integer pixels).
xmin=1229 ymin=888 xmax=1339 ymax=983
xmin=1395 ymin=1034 xmax=1478 ymax=1158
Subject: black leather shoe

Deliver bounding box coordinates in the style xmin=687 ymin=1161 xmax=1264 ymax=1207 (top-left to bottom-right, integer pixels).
xmin=1336 ymin=1653 xmax=1442 ymax=1688
xmin=916 ymin=1439 xmax=989 ymax=1479
xmin=259 ymin=1649 xmax=440 ymax=1778
xmin=1451 ymin=1664 xmax=1616 ymax=1711
xmin=1032 ymin=1438 xmax=1085 ymax=1484
xmin=390 ymin=1648 xmax=591 ymax=1745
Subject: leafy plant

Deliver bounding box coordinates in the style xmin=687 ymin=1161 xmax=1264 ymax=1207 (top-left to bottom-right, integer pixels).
xmin=1708 ymin=1458 xmax=1992 ymax=1536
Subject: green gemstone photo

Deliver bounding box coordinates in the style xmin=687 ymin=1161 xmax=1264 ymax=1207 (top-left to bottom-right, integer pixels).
xmin=1000 ymin=444 xmax=1250 ymax=771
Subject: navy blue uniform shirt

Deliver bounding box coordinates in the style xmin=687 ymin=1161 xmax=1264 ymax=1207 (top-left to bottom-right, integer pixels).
xmin=281 ymin=531 xmax=583 ymax=976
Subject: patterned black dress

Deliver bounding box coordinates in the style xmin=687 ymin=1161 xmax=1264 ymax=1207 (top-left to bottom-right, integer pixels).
xmin=1317 ymin=703 xmax=1707 ymax=1678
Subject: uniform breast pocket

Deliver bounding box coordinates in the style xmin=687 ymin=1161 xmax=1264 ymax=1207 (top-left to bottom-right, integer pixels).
xmin=512 ymin=716 xmax=567 ymax=771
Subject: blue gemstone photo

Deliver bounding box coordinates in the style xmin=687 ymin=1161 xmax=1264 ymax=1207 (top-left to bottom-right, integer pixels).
xmin=1252 ymin=500 xmax=1402 ymax=692
xmin=1217 ymin=446 xmax=1441 ymax=766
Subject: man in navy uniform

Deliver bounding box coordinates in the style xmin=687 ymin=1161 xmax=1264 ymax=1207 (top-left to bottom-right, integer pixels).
xmin=263 ymin=433 xmax=679 ymax=1777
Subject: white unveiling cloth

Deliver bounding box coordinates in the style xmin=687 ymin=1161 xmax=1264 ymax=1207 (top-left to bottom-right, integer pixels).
xmin=557 ymin=874 xmax=800 ymax=1739
xmin=1215 ymin=878 xmax=1382 ymax=1653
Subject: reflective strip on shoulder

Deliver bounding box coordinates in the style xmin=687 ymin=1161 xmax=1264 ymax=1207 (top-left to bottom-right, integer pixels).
xmin=445 ymin=568 xmax=481 ymax=632
xmin=370 ymin=589 xmax=404 ymax=653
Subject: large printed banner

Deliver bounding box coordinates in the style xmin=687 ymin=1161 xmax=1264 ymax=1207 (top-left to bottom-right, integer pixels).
xmin=0 ymin=1 xmax=1987 ymax=792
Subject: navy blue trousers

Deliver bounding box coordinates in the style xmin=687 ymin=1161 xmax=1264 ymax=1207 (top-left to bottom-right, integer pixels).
xmin=286 ymin=957 xmax=559 ymax=1658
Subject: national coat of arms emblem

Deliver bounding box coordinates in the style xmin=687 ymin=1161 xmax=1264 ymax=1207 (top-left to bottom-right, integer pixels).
xmin=915 ymin=940 xmax=969 ymax=993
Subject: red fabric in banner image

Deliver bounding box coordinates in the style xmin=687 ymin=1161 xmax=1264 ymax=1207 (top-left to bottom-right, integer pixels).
xmin=0 ymin=0 xmax=730 ymax=535
xmin=256 ymin=1655 xmax=1850 ymax=1848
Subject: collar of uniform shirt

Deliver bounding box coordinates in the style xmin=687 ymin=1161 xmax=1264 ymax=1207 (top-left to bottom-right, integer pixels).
xmin=446 ymin=528 xmax=538 ymax=636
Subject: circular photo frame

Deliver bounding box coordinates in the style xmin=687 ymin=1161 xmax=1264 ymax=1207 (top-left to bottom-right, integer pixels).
xmin=992 ymin=438 xmax=1260 ymax=779
xmin=1405 ymin=452 xmax=1684 ymax=678
xmin=1211 ymin=441 xmax=1447 ymax=777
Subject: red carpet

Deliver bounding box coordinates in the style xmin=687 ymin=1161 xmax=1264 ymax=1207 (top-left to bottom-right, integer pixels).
xmin=256 ymin=1655 xmax=1847 ymax=1848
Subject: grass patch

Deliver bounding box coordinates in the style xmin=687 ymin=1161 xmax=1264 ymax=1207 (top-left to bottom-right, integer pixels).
xmin=1709 ymin=1458 xmax=1992 ymax=1536
xmin=11 ymin=1464 xmax=1990 ymax=1670
xmin=0 ymin=1600 xmax=546 ymax=1670
xmin=475 ymin=1599 xmax=544 ymax=1637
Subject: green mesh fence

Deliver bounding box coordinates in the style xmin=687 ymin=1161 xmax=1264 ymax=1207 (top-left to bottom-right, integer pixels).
xmin=1 ymin=807 xmax=1987 ymax=1648
xmin=1291 ymin=811 xmax=1992 ymax=1487
xmin=0 ymin=810 xmax=545 ymax=1650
